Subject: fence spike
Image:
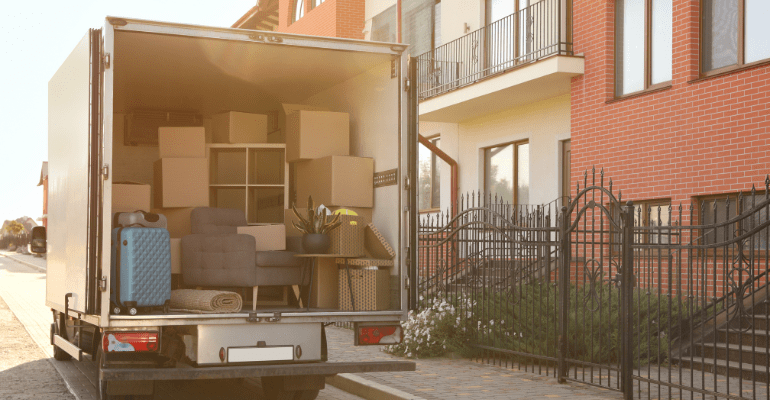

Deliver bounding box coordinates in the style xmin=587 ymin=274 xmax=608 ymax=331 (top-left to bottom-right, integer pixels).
xmin=618 ymin=189 xmax=622 ymax=203
xmin=600 ymin=167 xmax=605 ymax=187
xmin=766 ymin=175 xmax=770 ymax=195
xmin=592 ymin=165 xmax=596 ymax=186
xmin=609 ymin=178 xmax=613 ymax=195
xmin=583 ymin=169 xmax=588 ymax=190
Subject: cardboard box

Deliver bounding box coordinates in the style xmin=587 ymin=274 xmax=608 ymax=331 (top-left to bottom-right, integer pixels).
xmin=153 ymin=158 xmax=209 ymax=208
xmin=285 ymin=207 xmax=373 ymax=237
xmin=329 ymin=215 xmax=365 ymax=256
xmin=274 ymin=104 xmax=329 ymax=144
xmin=151 ymin=208 xmax=194 ymax=238
xmin=112 ymin=181 xmax=151 ymax=213
xmin=310 ymin=258 xmax=338 ymax=309
xmin=286 ymin=110 xmax=349 ymax=162
xmin=364 ymin=223 xmax=396 ymax=260
xmin=158 ymin=127 xmax=205 ymax=158
xmin=337 ymin=267 xmax=390 ymax=311
xmin=237 ymin=225 xmax=286 ymax=251
xmin=170 ymin=238 xmax=182 ymax=274
xmin=295 ymin=156 xmax=373 ymax=208
xmin=212 ymin=111 xmax=268 ymax=143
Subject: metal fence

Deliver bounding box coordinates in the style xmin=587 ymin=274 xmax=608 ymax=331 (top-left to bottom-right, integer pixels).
xmin=416 ymin=0 xmax=573 ymax=100
xmin=418 ymin=168 xmax=770 ymax=400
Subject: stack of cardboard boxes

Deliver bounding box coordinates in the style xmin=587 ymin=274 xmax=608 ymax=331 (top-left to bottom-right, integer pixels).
xmin=152 ymin=127 xmax=209 ymax=274
xmin=283 ymin=105 xmax=392 ymax=311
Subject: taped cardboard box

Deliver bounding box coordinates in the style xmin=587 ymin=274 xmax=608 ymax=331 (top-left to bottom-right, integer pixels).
xmin=158 ymin=127 xmax=205 ymax=158
xmin=153 ymin=158 xmax=209 ymax=208
xmin=295 ymin=155 xmax=374 ymax=208
xmin=285 ymin=207 xmax=373 ymax=237
xmin=337 ymin=267 xmax=390 ymax=311
xmin=212 ymin=111 xmax=268 ymax=143
xmin=286 ymin=110 xmax=349 ymax=162
xmin=112 ymin=181 xmax=151 ymax=213
xmin=151 ymin=208 xmax=194 ymax=238
xmin=237 ymin=225 xmax=286 ymax=251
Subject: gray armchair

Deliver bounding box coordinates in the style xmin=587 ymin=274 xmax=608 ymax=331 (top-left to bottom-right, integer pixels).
xmin=181 ymin=207 xmax=307 ymax=310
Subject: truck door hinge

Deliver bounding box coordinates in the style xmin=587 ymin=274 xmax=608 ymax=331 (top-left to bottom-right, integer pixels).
xmin=404 ymin=276 xmax=410 ymax=290
xmin=391 ymin=59 xmax=397 ymax=79
xmin=98 ymin=277 xmax=107 ymax=292
xmin=103 ymin=53 xmax=111 ymax=69
xmin=268 ymin=312 xmax=281 ymax=322
xmin=102 ymin=165 xmax=109 ymax=180
xmin=403 ymin=176 xmax=410 ymax=190
xmin=404 ymin=79 xmax=411 ymax=92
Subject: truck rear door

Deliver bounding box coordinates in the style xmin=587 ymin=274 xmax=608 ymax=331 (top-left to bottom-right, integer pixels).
xmin=47 ymin=29 xmax=104 ymax=315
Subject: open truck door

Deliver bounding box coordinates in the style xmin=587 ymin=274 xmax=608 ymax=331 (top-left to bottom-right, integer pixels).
xmin=406 ymin=57 xmax=419 ymax=311
xmin=47 ymin=28 xmax=104 ymax=348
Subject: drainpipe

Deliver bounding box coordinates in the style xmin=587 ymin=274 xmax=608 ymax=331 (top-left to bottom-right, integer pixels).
xmin=397 ymin=0 xmax=402 ymax=43
xmin=418 ymin=134 xmax=458 ymax=217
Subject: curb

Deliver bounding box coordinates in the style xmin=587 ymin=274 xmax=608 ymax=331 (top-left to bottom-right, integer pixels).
xmin=327 ymin=373 xmax=426 ymax=400
xmin=0 ymin=253 xmax=46 ymax=273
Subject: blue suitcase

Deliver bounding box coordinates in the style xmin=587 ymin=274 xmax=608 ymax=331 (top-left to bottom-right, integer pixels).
xmin=111 ymin=227 xmax=171 ymax=315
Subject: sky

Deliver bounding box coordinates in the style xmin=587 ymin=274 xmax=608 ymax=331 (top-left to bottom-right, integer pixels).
xmin=0 ymin=0 xmax=257 ymax=223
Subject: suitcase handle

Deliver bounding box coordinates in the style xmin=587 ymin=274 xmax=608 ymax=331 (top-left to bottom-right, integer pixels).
xmin=113 ymin=210 xmax=161 ymax=227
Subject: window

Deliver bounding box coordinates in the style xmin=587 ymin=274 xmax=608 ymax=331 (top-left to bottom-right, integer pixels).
xmin=615 ymin=0 xmax=672 ymax=95
xmin=698 ymin=192 xmax=768 ymax=248
xmin=702 ymin=0 xmax=770 ymax=74
xmin=311 ymin=0 xmax=325 ymax=9
xmin=402 ymin=0 xmax=441 ymax=57
xmin=633 ymin=200 xmax=672 ymax=244
xmin=293 ymin=0 xmax=305 ymax=23
xmin=484 ymin=141 xmax=529 ymax=205
xmin=419 ymin=137 xmax=441 ymax=211
xmin=372 ymin=5 xmax=398 ymax=43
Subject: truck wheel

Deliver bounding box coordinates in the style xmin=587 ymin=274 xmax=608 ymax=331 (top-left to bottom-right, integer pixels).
xmin=51 ymin=323 xmax=72 ymax=361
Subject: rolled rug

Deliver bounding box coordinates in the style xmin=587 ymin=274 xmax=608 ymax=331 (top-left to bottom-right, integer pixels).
xmin=170 ymin=289 xmax=243 ymax=314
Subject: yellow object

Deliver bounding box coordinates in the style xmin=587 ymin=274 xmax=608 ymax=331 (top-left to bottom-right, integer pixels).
xmin=334 ymin=208 xmax=358 ymax=216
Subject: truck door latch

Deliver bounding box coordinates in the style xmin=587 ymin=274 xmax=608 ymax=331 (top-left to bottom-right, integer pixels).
xmin=247 ymin=312 xmax=261 ymax=323
xmin=268 ymin=312 xmax=281 ymax=322
xmin=102 ymin=165 xmax=109 ymax=180
xmin=103 ymin=53 xmax=111 ymax=69
xmin=98 ymin=277 xmax=107 ymax=292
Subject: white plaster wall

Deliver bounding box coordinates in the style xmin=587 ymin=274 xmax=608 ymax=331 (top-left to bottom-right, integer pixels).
xmin=456 ymin=94 xmax=570 ymax=206
xmin=440 ymin=0 xmax=485 ymax=43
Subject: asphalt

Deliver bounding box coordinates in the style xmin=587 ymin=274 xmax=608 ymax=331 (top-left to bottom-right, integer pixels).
xmin=0 ymin=250 xmax=630 ymax=400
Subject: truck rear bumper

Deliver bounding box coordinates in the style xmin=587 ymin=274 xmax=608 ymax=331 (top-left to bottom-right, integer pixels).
xmin=100 ymin=360 xmax=415 ymax=381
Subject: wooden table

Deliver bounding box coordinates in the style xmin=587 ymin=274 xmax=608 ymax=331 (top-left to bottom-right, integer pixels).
xmin=295 ymin=254 xmax=357 ymax=311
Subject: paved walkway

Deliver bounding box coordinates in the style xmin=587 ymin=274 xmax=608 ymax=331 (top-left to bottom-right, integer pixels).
xmin=0 ymin=252 xmax=361 ymax=400
xmin=326 ymin=327 xmax=624 ymax=399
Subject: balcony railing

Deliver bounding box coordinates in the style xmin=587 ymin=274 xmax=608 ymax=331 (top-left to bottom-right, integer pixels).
xmin=417 ymin=0 xmax=573 ymax=101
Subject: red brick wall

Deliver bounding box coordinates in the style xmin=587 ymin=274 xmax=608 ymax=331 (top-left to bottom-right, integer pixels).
xmin=571 ymin=0 xmax=770 ymax=208
xmin=275 ymin=0 xmax=363 ymax=39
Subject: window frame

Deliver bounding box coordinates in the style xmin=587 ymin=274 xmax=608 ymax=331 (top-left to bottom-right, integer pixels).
xmin=292 ymin=0 xmax=305 ymax=24
xmin=614 ymin=0 xmax=673 ymax=98
xmin=418 ymin=135 xmax=442 ymax=213
xmin=310 ymin=0 xmax=325 ymax=10
xmin=482 ymin=139 xmax=529 ymax=206
xmin=700 ymin=0 xmax=770 ymax=77
xmin=696 ymin=191 xmax=769 ymax=254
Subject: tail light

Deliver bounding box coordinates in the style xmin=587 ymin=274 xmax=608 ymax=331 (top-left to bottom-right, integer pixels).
xmin=102 ymin=331 xmax=159 ymax=352
xmin=356 ymin=325 xmax=403 ymax=346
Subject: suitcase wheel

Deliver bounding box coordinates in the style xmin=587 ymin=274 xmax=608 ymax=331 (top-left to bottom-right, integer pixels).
xmin=128 ymin=307 xmax=138 ymax=316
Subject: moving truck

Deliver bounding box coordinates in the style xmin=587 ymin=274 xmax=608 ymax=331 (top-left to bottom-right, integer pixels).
xmin=43 ymin=17 xmax=419 ymax=400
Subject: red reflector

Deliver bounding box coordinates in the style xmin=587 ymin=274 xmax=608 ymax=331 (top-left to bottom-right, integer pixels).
xmin=102 ymin=332 xmax=159 ymax=352
xmin=357 ymin=325 xmax=403 ymax=345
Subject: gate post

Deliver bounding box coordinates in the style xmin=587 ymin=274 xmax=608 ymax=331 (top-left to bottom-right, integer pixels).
xmin=557 ymin=206 xmax=569 ymax=383
xmin=621 ymin=202 xmax=635 ymax=399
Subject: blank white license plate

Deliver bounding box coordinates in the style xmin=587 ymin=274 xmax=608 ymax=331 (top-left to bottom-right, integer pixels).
xmin=228 ymin=346 xmax=294 ymax=363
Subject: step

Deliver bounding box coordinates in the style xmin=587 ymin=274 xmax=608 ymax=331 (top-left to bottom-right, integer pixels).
xmin=676 ymin=356 xmax=770 ymax=383
xmin=718 ymin=328 xmax=770 ymax=348
xmin=697 ymin=342 xmax=770 ymax=366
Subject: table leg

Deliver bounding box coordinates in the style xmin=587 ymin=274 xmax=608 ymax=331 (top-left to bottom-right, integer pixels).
xmin=306 ymin=257 xmax=316 ymax=312
xmin=345 ymin=258 xmax=356 ymax=311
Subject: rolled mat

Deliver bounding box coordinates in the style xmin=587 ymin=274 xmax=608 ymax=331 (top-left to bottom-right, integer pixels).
xmin=169 ymin=289 xmax=243 ymax=314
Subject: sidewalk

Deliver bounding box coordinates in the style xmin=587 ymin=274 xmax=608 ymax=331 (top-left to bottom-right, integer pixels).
xmin=325 ymin=327 xmax=624 ymax=400
xmin=0 ymin=251 xmax=47 ymax=272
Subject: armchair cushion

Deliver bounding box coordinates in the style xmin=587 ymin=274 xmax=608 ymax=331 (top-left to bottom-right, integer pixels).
xmin=182 ymin=234 xmax=257 ymax=287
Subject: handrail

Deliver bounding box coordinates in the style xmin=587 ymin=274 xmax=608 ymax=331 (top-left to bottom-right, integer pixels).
xmin=416 ymin=0 xmax=573 ymax=100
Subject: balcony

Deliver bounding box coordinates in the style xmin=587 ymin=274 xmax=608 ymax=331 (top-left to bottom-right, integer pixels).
xmin=417 ymin=0 xmax=583 ymax=123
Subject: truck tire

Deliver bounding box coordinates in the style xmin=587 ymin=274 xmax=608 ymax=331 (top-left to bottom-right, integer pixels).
xmin=51 ymin=323 xmax=72 ymax=361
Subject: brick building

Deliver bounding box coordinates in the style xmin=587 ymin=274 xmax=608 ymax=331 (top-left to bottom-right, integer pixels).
xmin=233 ymin=0 xmax=365 ymax=40
xmin=570 ymin=0 xmax=770 ymax=220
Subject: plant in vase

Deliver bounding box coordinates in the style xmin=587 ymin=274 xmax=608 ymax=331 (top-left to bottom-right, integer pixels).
xmin=292 ymin=196 xmax=341 ymax=254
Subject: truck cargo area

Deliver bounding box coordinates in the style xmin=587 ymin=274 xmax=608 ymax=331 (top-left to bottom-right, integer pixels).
xmin=102 ymin=20 xmax=406 ymax=325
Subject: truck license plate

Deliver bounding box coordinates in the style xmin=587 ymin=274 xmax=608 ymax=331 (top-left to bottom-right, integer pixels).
xmin=228 ymin=346 xmax=294 ymax=363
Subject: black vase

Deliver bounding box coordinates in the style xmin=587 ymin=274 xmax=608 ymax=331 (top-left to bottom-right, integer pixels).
xmin=302 ymin=233 xmax=331 ymax=254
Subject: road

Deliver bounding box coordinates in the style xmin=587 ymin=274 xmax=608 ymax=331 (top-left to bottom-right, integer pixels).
xmin=0 ymin=253 xmax=363 ymax=400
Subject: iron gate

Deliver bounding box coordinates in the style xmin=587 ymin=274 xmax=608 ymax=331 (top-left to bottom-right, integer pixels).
xmin=418 ymin=168 xmax=770 ymax=400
